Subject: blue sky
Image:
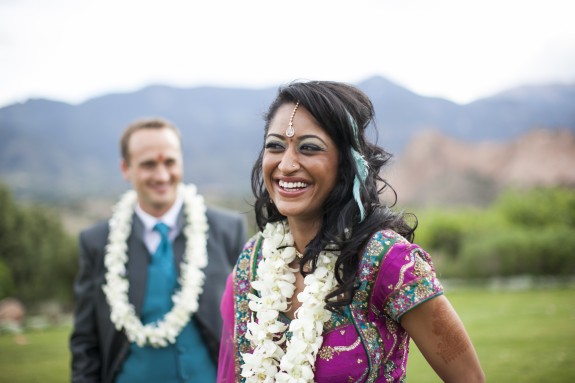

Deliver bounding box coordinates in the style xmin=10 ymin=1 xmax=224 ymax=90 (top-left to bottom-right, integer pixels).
xmin=1 ymin=0 xmax=573 ymax=107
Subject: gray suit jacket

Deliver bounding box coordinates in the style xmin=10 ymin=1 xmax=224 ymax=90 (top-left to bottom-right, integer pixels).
xmin=70 ymin=206 xmax=247 ymax=383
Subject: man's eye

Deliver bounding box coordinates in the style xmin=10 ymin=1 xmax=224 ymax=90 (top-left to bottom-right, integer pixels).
xmin=141 ymin=162 xmax=155 ymax=169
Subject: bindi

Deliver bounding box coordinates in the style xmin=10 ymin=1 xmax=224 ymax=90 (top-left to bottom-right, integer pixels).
xmin=156 ymin=153 xmax=165 ymax=162
xmin=431 ymin=304 xmax=469 ymax=364
xmin=285 ymin=101 xmax=300 ymax=138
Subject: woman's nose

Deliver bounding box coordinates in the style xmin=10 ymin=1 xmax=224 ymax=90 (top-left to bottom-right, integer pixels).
xmin=278 ymin=149 xmax=300 ymax=173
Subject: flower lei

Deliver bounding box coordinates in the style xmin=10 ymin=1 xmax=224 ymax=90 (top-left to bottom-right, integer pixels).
xmin=102 ymin=183 xmax=209 ymax=348
xmin=241 ymin=221 xmax=338 ymax=382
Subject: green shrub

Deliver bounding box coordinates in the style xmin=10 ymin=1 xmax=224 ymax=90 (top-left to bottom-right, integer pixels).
xmin=0 ymin=260 xmax=14 ymax=297
xmin=413 ymin=187 xmax=575 ymax=278
xmin=0 ymin=183 xmax=77 ymax=307
xmin=496 ymin=187 xmax=575 ymax=228
xmin=458 ymin=226 xmax=575 ymax=277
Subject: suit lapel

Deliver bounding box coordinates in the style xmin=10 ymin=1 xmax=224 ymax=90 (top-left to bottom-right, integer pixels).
xmin=173 ymin=208 xmax=186 ymax=275
xmin=194 ymin=208 xmax=229 ymax=341
xmin=127 ymin=214 xmax=149 ymax=316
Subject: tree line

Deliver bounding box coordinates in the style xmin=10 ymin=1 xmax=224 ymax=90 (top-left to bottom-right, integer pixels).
xmin=1 ymin=183 xmax=574 ymax=312
xmin=0 ymin=184 xmax=77 ymax=310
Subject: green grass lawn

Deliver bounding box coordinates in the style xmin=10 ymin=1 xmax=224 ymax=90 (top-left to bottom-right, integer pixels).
xmin=407 ymin=287 xmax=575 ymax=382
xmin=1 ymin=287 xmax=573 ymax=382
xmin=0 ymin=326 xmax=70 ymax=383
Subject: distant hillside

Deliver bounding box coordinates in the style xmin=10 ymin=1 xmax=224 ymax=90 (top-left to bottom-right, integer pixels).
xmin=0 ymin=76 xmax=574 ymax=202
xmin=388 ymin=128 xmax=575 ymax=207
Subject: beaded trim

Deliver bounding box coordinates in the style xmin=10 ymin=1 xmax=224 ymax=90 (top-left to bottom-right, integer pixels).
xmin=349 ymin=230 xmax=398 ymax=382
xmin=318 ymin=337 xmax=361 ymax=361
xmin=285 ymin=101 xmax=300 ymax=137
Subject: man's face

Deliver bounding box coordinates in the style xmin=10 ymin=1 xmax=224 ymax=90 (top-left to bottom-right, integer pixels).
xmin=121 ymin=128 xmax=183 ymax=217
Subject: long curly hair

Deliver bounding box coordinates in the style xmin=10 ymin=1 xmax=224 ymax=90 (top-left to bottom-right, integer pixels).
xmin=251 ymin=80 xmax=416 ymax=309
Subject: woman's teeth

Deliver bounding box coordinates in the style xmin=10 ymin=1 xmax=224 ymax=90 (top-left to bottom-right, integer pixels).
xmin=279 ymin=180 xmax=308 ymax=189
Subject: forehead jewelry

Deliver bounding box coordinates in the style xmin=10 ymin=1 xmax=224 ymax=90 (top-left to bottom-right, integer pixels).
xmin=285 ymin=101 xmax=300 ymax=138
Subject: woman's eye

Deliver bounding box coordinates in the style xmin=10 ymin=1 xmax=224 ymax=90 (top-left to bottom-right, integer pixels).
xmin=300 ymin=143 xmax=322 ymax=152
xmin=265 ymin=141 xmax=284 ymax=151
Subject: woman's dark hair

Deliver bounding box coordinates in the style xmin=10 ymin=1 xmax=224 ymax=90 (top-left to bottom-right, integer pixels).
xmin=251 ymin=80 xmax=416 ymax=309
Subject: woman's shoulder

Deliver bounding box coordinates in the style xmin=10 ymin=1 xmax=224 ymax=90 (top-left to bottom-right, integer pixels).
xmin=239 ymin=232 xmax=263 ymax=255
xmin=354 ymin=229 xmax=413 ymax=287
xmin=364 ymin=230 xmax=444 ymax=321
xmin=362 ymin=228 xmax=413 ymax=256
xmin=360 ymin=229 xmax=436 ymax=278
xmin=372 ymin=228 xmax=410 ymax=243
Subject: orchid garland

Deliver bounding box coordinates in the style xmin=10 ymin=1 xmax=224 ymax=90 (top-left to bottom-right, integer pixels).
xmin=241 ymin=220 xmax=338 ymax=383
xmin=102 ymin=183 xmax=209 ymax=348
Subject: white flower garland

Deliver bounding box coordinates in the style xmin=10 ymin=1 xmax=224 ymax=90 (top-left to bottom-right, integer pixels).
xmin=241 ymin=221 xmax=338 ymax=383
xmin=102 ymin=183 xmax=209 ymax=348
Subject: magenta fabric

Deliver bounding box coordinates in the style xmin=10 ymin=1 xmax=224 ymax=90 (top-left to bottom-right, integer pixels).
xmin=216 ymin=273 xmax=236 ymax=383
xmin=217 ymin=230 xmax=444 ymax=383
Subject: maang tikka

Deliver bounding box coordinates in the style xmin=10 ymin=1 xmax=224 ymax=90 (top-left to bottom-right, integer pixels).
xmin=285 ymin=101 xmax=300 ymax=137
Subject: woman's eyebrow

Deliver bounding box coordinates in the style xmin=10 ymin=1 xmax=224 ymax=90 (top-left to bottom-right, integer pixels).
xmin=265 ymin=133 xmax=285 ymax=140
xmin=265 ymin=132 xmax=328 ymax=146
xmin=299 ymin=134 xmax=328 ymax=145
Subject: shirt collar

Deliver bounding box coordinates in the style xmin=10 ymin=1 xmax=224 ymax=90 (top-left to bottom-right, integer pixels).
xmin=134 ymin=191 xmax=184 ymax=232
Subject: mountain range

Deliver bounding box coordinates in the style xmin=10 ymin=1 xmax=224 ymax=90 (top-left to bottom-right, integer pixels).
xmin=1 ymin=76 xmax=574 ymax=205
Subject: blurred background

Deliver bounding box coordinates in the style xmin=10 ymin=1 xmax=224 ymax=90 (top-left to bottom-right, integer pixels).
xmin=1 ymin=0 xmax=574 ymax=381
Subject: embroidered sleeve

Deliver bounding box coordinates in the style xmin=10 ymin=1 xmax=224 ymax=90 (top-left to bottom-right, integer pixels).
xmin=372 ymin=241 xmax=444 ymax=322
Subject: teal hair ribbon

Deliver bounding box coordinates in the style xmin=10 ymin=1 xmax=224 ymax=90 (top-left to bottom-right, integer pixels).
xmin=348 ymin=113 xmax=368 ymax=222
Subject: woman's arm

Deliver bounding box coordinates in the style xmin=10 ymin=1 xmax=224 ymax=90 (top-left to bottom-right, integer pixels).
xmin=401 ymin=295 xmax=485 ymax=383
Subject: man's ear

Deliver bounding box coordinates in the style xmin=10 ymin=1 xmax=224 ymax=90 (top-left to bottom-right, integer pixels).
xmin=120 ymin=159 xmax=130 ymax=181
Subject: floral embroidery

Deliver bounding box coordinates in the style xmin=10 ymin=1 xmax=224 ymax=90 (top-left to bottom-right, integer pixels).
xmin=349 ymin=231 xmax=398 ymax=382
xmin=318 ymin=337 xmax=361 ymax=361
xmin=233 ymin=235 xmax=261 ymax=376
xmin=384 ymin=249 xmax=444 ymax=322
xmin=324 ymin=309 xmax=350 ymax=333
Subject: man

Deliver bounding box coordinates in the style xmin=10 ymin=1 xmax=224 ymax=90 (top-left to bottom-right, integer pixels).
xmin=70 ymin=118 xmax=247 ymax=383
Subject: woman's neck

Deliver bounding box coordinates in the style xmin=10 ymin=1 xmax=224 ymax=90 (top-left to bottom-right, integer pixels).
xmin=286 ymin=217 xmax=321 ymax=253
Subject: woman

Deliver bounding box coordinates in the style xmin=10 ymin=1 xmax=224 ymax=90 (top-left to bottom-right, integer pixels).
xmin=217 ymin=81 xmax=485 ymax=382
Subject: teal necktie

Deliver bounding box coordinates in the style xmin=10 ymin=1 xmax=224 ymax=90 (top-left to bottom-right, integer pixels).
xmin=153 ymin=222 xmax=176 ymax=278
xmin=142 ymin=222 xmax=177 ymax=324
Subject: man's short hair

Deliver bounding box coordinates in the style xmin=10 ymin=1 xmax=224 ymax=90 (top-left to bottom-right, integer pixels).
xmin=120 ymin=118 xmax=182 ymax=164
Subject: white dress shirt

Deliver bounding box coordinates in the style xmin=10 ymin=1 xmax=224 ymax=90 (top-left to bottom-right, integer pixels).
xmin=134 ymin=192 xmax=184 ymax=255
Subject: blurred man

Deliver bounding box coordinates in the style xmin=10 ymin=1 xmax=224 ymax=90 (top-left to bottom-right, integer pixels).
xmin=70 ymin=118 xmax=246 ymax=383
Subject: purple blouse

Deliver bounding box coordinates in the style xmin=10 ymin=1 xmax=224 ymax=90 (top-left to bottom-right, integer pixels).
xmin=217 ymin=230 xmax=443 ymax=383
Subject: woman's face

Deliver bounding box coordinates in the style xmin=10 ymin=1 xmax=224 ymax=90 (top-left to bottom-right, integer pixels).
xmin=263 ymin=102 xmax=339 ymax=223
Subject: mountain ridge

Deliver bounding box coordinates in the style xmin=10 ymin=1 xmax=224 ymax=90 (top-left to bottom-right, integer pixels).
xmin=388 ymin=127 xmax=575 ymax=207
xmin=1 ymin=76 xmax=573 ymax=203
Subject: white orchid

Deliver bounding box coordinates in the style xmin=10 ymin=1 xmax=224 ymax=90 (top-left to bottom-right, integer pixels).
xmin=241 ymin=220 xmax=338 ymax=382
xmin=102 ymin=184 xmax=208 ymax=348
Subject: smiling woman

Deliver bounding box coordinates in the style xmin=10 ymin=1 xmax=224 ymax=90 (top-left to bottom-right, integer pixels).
xmin=217 ymin=80 xmax=485 ymax=383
